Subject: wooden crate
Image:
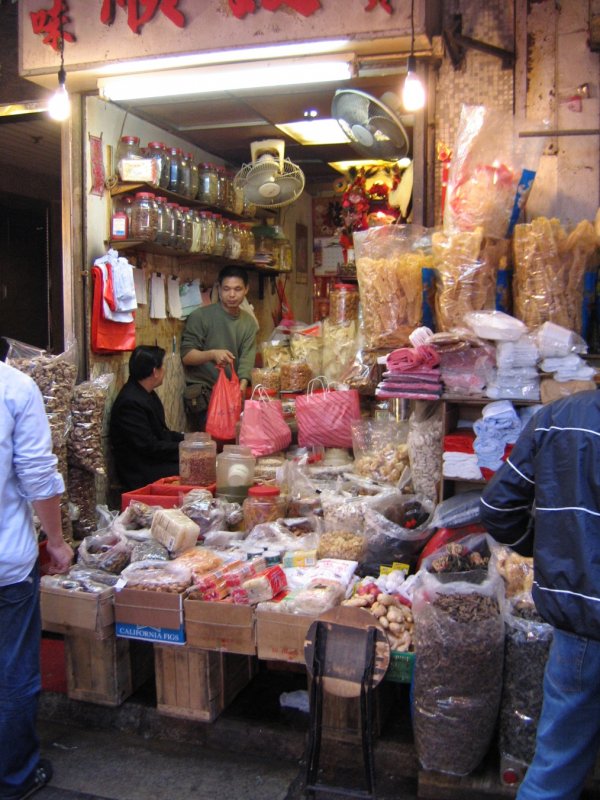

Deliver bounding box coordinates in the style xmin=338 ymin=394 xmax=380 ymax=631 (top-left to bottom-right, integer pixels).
xmin=154 ymin=645 xmax=256 ymax=722
xmin=64 ymin=632 xmax=154 ymax=707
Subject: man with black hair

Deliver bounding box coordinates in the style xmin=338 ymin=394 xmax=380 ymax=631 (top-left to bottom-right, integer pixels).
xmin=110 ymin=345 xmax=184 ymax=491
xmin=181 ymin=265 xmax=257 ymax=430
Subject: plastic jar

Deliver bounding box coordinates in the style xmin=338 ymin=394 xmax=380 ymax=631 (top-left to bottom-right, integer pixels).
xmin=178 ymin=207 xmax=194 ymax=252
xmin=189 ymin=210 xmax=201 ymax=253
xmin=226 ymin=221 xmax=242 ymax=260
xmin=198 ymin=163 xmax=219 ymax=205
xmin=216 ymin=445 xmax=256 ymax=503
xmin=179 ymin=438 xmax=217 ymax=485
xmin=188 ymin=155 xmax=199 ymax=199
xmin=199 ymin=211 xmax=215 ymax=254
xmin=329 ymin=283 xmax=359 ymax=324
xmin=168 ymin=147 xmax=181 ymax=193
xmin=232 ymin=179 xmax=245 ymax=216
xmin=166 ymin=203 xmax=183 ymax=249
xmin=116 ymin=135 xmax=140 ymax=179
xmin=144 ymin=141 xmax=167 ymax=188
xmin=215 ymin=166 xmax=228 ymax=208
xmin=212 ymin=214 xmax=226 ymax=256
xmin=242 ymin=485 xmax=286 ymax=530
xmin=111 ymin=196 xmax=129 ymax=240
xmin=130 ymin=192 xmax=158 ymax=241
xmin=154 ymin=196 xmax=171 ymax=246
xmin=177 ymin=151 xmax=191 ymax=198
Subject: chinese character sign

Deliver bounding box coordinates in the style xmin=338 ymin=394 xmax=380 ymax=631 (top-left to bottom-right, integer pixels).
xmin=100 ymin=0 xmax=185 ymax=34
xmin=30 ymin=0 xmax=75 ymax=51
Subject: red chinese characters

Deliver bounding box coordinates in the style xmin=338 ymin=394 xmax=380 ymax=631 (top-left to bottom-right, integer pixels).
xmin=228 ymin=0 xmax=321 ymax=19
xmin=364 ymin=0 xmax=392 ymax=12
xmin=100 ymin=0 xmax=185 ymax=35
xmin=30 ymin=0 xmax=75 ymax=51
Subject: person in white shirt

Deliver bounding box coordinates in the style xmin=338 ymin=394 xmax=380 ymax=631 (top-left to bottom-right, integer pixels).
xmin=0 ymin=337 xmax=73 ymax=799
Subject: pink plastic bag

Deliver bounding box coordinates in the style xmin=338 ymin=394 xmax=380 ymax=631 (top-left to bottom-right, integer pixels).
xmin=239 ymin=386 xmax=292 ymax=457
xmin=295 ymin=378 xmax=361 ymax=449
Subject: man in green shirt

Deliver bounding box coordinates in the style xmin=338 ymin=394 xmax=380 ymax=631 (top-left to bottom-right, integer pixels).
xmin=181 ymin=266 xmax=257 ymax=430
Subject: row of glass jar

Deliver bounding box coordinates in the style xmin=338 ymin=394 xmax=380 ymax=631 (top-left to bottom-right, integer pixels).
xmin=113 ymin=192 xmax=256 ymax=260
xmin=116 ymin=135 xmax=255 ymax=215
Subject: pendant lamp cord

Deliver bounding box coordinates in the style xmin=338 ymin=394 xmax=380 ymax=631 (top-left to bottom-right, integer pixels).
xmin=410 ymin=0 xmax=415 ymax=56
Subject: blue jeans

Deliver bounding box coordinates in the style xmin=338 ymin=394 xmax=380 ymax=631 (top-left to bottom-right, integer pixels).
xmin=517 ymin=628 xmax=600 ymax=800
xmin=0 ymin=564 xmax=41 ymax=799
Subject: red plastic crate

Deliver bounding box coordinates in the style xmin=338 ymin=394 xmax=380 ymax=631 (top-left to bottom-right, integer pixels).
xmin=120 ymin=477 xmax=215 ymax=511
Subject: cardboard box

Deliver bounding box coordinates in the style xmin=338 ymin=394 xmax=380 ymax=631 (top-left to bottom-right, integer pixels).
xmin=154 ymin=645 xmax=256 ymax=722
xmin=255 ymin=608 xmax=314 ymax=664
xmin=41 ymin=585 xmax=114 ymax=640
xmin=64 ymin=632 xmax=154 ymax=706
xmin=184 ymin=598 xmax=256 ymax=655
xmin=114 ymin=588 xmax=185 ymax=645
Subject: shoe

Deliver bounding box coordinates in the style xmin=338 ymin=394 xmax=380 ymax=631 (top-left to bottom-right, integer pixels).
xmin=17 ymin=759 xmax=53 ymax=800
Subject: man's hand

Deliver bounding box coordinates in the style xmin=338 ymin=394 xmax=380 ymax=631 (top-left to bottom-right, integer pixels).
xmin=46 ymin=540 xmax=74 ymax=574
xmin=213 ymin=349 xmax=235 ymax=367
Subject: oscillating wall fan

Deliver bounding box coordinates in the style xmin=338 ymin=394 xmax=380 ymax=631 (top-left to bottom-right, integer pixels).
xmin=234 ymin=139 xmax=305 ymax=209
xmin=332 ymin=89 xmax=411 ymax=161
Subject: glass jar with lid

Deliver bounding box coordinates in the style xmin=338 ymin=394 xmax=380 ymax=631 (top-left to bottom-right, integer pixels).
xmin=168 ymin=147 xmax=181 ymax=193
xmin=198 ymin=163 xmax=219 ymax=205
xmin=178 ymin=206 xmax=194 ymax=252
xmin=215 ymin=166 xmax=228 ymax=209
xmin=199 ymin=211 xmax=215 ymax=255
xmin=243 ymin=194 xmax=257 ymax=219
xmin=225 ymin=221 xmax=243 ymax=260
xmin=329 ymin=283 xmax=359 ymax=324
xmin=188 ymin=155 xmax=199 ymax=200
xmin=130 ymin=192 xmax=158 ymax=241
xmin=252 ymin=222 xmax=276 ymax=268
xmin=212 ymin=214 xmax=227 ymax=256
xmin=154 ymin=196 xmax=172 ymax=246
xmin=242 ymin=485 xmax=286 ymax=530
xmin=116 ymin=135 xmax=141 ymax=180
xmin=216 ymin=444 xmax=256 ymax=503
xmin=242 ymin=224 xmax=256 ymax=262
xmin=179 ymin=437 xmax=217 ymax=486
xmin=189 ymin=210 xmax=202 ymax=253
xmin=166 ymin=203 xmax=183 ymax=249
xmin=143 ymin=141 xmax=168 ymax=188
xmin=232 ymin=178 xmax=245 ymax=216
xmin=177 ymin=152 xmax=191 ymax=198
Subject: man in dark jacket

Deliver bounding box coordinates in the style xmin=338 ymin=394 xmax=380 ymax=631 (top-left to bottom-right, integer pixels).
xmin=480 ymin=388 xmax=600 ymax=800
xmin=110 ymin=346 xmax=184 ymax=491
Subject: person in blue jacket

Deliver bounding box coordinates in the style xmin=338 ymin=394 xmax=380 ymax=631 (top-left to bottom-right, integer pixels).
xmin=110 ymin=346 xmax=184 ymax=491
xmin=480 ymin=388 xmax=600 ymax=800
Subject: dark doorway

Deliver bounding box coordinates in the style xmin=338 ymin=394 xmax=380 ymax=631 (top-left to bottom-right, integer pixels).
xmin=0 ymin=196 xmax=51 ymax=349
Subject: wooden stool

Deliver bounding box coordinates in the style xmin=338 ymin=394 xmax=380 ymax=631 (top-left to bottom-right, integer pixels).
xmin=304 ymin=606 xmax=390 ymax=799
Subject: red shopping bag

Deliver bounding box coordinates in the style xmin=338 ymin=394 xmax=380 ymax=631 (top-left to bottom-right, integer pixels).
xmin=239 ymin=386 xmax=292 ymax=457
xmin=295 ymin=378 xmax=361 ymax=449
xmin=205 ymin=366 xmax=242 ymax=441
xmin=90 ymin=265 xmax=136 ymax=354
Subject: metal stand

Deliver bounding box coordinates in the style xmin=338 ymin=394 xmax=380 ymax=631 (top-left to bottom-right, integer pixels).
xmin=305 ymin=620 xmax=379 ymax=799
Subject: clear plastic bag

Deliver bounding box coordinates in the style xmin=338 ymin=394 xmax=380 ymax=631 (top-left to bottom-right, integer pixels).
xmin=77 ymin=529 xmax=132 ymax=574
xmin=351 ymin=418 xmax=410 ymax=486
xmin=68 ymin=373 xmax=114 ymax=473
xmin=408 ymin=402 xmax=443 ymax=502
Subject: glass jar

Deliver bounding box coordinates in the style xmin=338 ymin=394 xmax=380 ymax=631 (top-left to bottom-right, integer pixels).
xmin=168 ymin=147 xmax=181 ymax=193
xmin=189 ymin=210 xmax=201 ymax=253
xmin=242 ymin=224 xmax=255 ymax=262
xmin=130 ymin=192 xmax=158 ymax=241
xmin=179 ymin=438 xmax=217 ymax=486
xmin=166 ymin=203 xmax=183 ymax=249
xmin=198 ymin=163 xmax=219 ymax=205
xmin=215 ymin=166 xmax=228 ymax=209
xmin=111 ymin=195 xmax=129 ymax=240
xmin=144 ymin=141 xmax=167 ymax=188
xmin=242 ymin=485 xmax=286 ymax=530
xmin=154 ymin=196 xmax=172 ymax=246
xmin=252 ymin=223 xmax=276 ymax=268
xmin=329 ymin=283 xmax=359 ymax=324
xmin=225 ymin=221 xmax=243 ymax=260
xmin=188 ymin=155 xmax=199 ymax=200
xmin=178 ymin=206 xmax=194 ymax=252
xmin=177 ymin=151 xmax=192 ymax=198
xmin=278 ymin=236 xmax=293 ymax=273
xmin=225 ymin=170 xmax=236 ymax=212
xmin=212 ymin=214 xmax=226 ymax=256
xmin=232 ymin=178 xmax=245 ymax=216
xmin=199 ymin=211 xmax=215 ymax=255
xmin=216 ymin=445 xmax=256 ymax=503
xmin=116 ymin=135 xmax=140 ymax=180
xmin=243 ymin=194 xmax=257 ymax=219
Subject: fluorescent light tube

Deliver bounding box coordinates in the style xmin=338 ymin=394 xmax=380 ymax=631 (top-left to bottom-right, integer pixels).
xmin=276 ymin=118 xmax=350 ymax=146
xmin=98 ymin=55 xmax=355 ymax=102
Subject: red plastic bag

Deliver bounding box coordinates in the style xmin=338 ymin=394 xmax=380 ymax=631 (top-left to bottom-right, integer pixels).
xmin=90 ymin=265 xmax=136 ymax=354
xmin=239 ymin=386 xmax=292 ymax=457
xmin=295 ymin=378 xmax=361 ymax=449
xmin=205 ymin=366 xmax=242 ymax=441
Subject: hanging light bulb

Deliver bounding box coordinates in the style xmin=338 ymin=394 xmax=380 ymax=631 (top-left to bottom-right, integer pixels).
xmin=48 ymin=66 xmax=70 ymax=121
xmin=401 ymin=0 xmax=426 ymax=112
xmin=402 ymin=55 xmax=425 ymax=112
xmin=47 ymin=13 xmax=70 ymax=122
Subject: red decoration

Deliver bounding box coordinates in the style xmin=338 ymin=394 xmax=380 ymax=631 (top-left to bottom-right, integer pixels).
xmin=337 ymin=166 xmax=401 ymax=248
xmin=30 ymin=0 xmax=75 ymax=51
xmin=229 ymin=0 xmax=320 ymax=18
xmin=364 ymin=0 xmax=392 ymax=12
xmin=100 ymin=0 xmax=185 ymax=34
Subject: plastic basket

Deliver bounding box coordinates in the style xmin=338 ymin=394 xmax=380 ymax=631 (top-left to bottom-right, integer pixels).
xmin=120 ymin=478 xmax=215 ymax=511
xmin=385 ymin=650 xmax=415 ymax=684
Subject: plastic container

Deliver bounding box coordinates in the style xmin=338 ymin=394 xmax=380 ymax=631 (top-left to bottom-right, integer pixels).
xmin=216 ymin=445 xmax=256 ymax=503
xmin=111 ymin=196 xmax=129 ymax=240
xmin=329 ymin=283 xmax=359 ymax=324
xmin=154 ymin=196 xmax=171 ymax=246
xmin=198 ymin=163 xmax=219 ymax=205
xmin=242 ymin=485 xmax=286 ymax=530
xmin=168 ymin=147 xmax=181 ymax=193
xmin=179 ymin=437 xmax=217 ymax=485
xmin=116 ymin=135 xmax=141 ymax=180
xmin=177 ymin=151 xmax=192 ymax=198
xmin=144 ymin=141 xmax=169 ymax=188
